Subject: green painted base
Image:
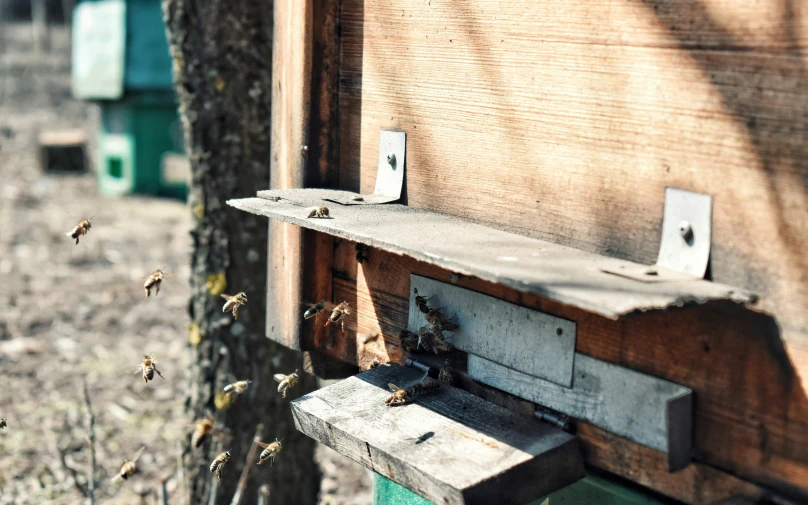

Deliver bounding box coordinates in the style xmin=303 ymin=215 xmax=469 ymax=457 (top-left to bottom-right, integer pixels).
xmin=371 ymin=473 xmax=668 ymax=505
xmin=96 ymin=92 xmax=187 ymax=200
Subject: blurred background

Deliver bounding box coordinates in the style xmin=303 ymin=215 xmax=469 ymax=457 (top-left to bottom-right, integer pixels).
xmin=0 ymin=1 xmax=370 ymax=503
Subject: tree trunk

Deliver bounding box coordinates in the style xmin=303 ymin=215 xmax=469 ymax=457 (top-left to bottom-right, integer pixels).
xmin=162 ymin=1 xmax=321 ymax=504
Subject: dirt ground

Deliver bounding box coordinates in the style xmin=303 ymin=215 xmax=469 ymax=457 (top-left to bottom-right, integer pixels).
xmin=0 ymin=23 xmax=371 ymax=505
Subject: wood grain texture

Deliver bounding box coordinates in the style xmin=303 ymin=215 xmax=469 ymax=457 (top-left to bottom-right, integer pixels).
xmin=267 ymin=0 xmax=340 ymax=349
xmin=319 ymin=243 xmax=807 ymax=502
xmin=337 ymin=0 xmax=808 ymax=396
xmin=230 ymin=191 xmax=754 ymax=319
xmin=291 ymin=365 xmax=585 ymax=505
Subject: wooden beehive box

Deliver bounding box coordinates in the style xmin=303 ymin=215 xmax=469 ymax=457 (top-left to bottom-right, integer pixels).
xmin=230 ymin=2 xmax=808 ymax=504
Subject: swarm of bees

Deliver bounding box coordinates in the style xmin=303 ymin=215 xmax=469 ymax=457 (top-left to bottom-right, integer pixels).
xmin=273 ymin=370 xmax=299 ymax=399
xmin=129 ymin=355 xmax=165 ymax=384
xmin=221 ymin=292 xmax=248 ymax=319
xmin=68 ymin=218 xmax=92 ymax=244
xmin=385 ymin=376 xmax=441 ymax=407
xmin=307 ymin=205 xmax=330 ymax=219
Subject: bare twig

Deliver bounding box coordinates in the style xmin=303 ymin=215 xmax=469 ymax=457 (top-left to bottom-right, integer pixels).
xmin=256 ymin=485 xmax=270 ymax=505
xmin=159 ymin=474 xmax=171 ymax=505
xmin=207 ymin=473 xmax=219 ymax=505
xmin=82 ymin=380 xmax=96 ymax=505
xmin=230 ymin=423 xmax=264 ymax=505
xmin=176 ymin=441 xmax=187 ymax=505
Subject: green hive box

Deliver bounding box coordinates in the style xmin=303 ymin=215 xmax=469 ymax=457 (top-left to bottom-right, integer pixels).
xmin=73 ymin=0 xmax=187 ymax=199
xmin=371 ymin=474 xmax=668 ymax=505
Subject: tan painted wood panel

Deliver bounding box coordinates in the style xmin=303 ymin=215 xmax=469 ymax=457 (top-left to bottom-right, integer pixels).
xmin=321 ymin=241 xmax=807 ymax=501
xmin=337 ymin=1 xmax=808 ymax=399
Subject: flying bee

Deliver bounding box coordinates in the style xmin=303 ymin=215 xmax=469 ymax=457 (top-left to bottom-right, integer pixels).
xmin=399 ymin=329 xmax=419 ymax=352
xmin=210 ymin=450 xmax=231 ymax=481
xmin=67 ymin=217 xmax=92 ymax=245
xmin=129 ymin=355 xmax=165 ymax=384
xmin=303 ymin=300 xmax=326 ymax=320
xmin=413 ymin=288 xmax=433 ymax=314
xmin=221 ymin=292 xmax=247 ymax=319
xmin=307 ymin=205 xmax=330 ymax=218
xmin=385 ymin=384 xmax=410 ymax=407
xmin=0 ymin=419 xmax=6 ymax=429
xmin=191 ymin=414 xmax=215 ymax=448
xmin=324 ymin=301 xmax=350 ymax=331
xmin=112 ymin=446 xmax=146 ymax=482
xmin=254 ymin=438 xmax=282 ymax=466
xmin=143 ymin=268 xmax=167 ymax=297
xmin=438 ymin=359 xmax=454 ymax=386
xmin=273 ymin=370 xmax=299 ymax=399
xmin=223 ymin=380 xmax=252 ymax=398
xmin=355 ymin=244 xmax=369 ymax=264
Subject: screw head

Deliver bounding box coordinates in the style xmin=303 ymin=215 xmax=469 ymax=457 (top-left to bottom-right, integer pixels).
xmin=387 ymin=153 xmax=396 ymax=166
xmin=678 ymin=220 xmax=693 ymax=241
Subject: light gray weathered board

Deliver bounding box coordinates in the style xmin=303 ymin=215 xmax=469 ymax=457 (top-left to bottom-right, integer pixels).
xmin=467 ymin=354 xmax=692 ymax=471
xmin=228 ymin=189 xmax=755 ymax=319
xmin=291 ymin=364 xmax=584 ymax=505
xmin=408 ymin=274 xmax=576 ymax=388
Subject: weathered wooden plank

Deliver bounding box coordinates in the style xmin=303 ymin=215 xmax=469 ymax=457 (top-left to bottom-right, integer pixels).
xmin=408 ymin=274 xmax=577 ymax=388
xmin=337 ymin=0 xmax=808 ymax=396
xmin=467 ymin=354 xmax=692 ymax=470
xmin=266 ymin=0 xmax=340 ymax=349
xmin=229 ymin=191 xmax=754 ymax=320
xmin=321 ymin=243 xmax=806 ymax=501
xmin=291 ymin=365 xmax=585 ymax=505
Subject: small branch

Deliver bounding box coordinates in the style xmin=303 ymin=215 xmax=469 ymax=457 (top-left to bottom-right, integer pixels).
xmin=82 ymin=380 xmax=96 ymax=505
xmin=159 ymin=474 xmax=171 ymax=505
xmin=256 ymin=485 xmax=270 ymax=505
xmin=229 ymin=423 xmax=263 ymax=505
xmin=207 ymin=474 xmax=219 ymax=505
xmin=176 ymin=441 xmax=186 ymax=505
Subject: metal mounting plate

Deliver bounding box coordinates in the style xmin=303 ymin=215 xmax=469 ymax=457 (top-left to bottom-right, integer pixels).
xmin=601 ymin=188 xmax=712 ymax=282
xmin=409 ymin=275 xmax=577 ymax=388
xmin=324 ymin=130 xmax=406 ymax=205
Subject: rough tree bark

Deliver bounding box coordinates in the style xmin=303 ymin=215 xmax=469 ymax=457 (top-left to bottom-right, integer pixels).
xmin=162 ymin=1 xmax=321 ymax=504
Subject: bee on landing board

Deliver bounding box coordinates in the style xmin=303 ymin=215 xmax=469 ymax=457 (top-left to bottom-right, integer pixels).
xmin=307 ymin=205 xmax=330 ymax=219
xmin=324 ymin=301 xmax=350 ymax=331
xmin=273 ymin=370 xmax=299 ymax=399
xmin=112 ymin=446 xmax=146 ymax=482
xmin=385 ymin=377 xmax=442 ymax=407
xmin=67 ymin=218 xmax=92 ymax=245
xmin=210 ymin=450 xmax=231 ymax=481
xmin=129 ymin=355 xmax=165 ymax=384
xmin=254 ymin=438 xmax=282 ymax=466
xmin=143 ymin=268 xmax=166 ymax=297
xmin=413 ymin=288 xmax=433 ymax=314
xmin=191 ymin=414 xmax=215 ymax=448
xmin=223 ymin=380 xmax=252 ymax=399
xmin=221 ymin=292 xmax=247 ymax=319
xmin=385 ymin=384 xmax=410 ymax=407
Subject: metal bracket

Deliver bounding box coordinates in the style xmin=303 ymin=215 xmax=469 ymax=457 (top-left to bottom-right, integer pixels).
xmin=325 ymin=130 xmax=406 ymax=205
xmin=601 ymin=187 xmax=712 ymax=282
